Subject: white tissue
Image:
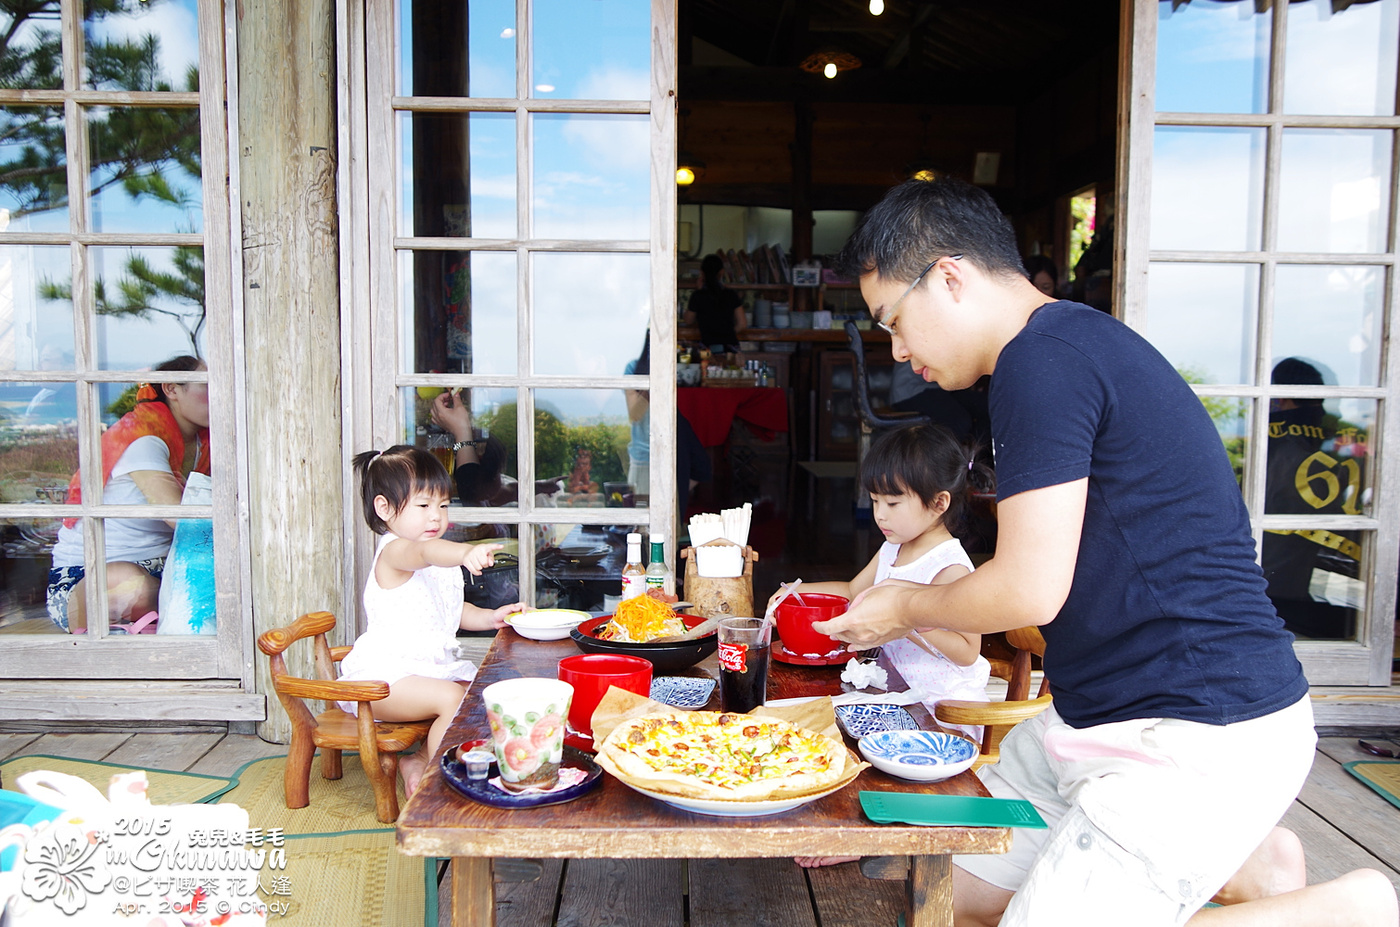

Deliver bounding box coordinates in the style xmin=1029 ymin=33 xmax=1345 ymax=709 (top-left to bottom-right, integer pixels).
xmin=840 ymin=660 xmax=889 ymax=691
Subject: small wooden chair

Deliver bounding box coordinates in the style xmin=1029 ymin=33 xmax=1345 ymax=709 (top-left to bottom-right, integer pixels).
xmin=257 ymin=610 xmax=431 ymax=823
xmin=934 ymin=626 xmax=1052 ymax=769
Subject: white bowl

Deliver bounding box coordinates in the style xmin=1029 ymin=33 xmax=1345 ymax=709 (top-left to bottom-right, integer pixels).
xmin=505 ymin=609 xmax=591 ymax=641
xmin=857 ymin=730 xmax=978 ymax=782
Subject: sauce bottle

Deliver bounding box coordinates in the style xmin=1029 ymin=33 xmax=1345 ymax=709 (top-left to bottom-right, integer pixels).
xmin=621 ymin=533 xmax=646 ymax=600
xmin=645 ymin=534 xmax=675 ymax=597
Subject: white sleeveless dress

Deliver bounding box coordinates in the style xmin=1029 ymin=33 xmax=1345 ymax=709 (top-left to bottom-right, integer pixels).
xmin=337 ymin=534 xmax=477 ymax=714
xmin=876 ymin=537 xmax=990 ymax=738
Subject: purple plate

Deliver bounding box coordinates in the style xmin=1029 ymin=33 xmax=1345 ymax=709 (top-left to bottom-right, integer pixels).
xmin=439 ymin=743 xmax=603 ymax=809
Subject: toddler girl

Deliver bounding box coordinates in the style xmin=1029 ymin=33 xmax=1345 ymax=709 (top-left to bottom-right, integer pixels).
xmin=340 ymin=445 xmax=525 ymax=795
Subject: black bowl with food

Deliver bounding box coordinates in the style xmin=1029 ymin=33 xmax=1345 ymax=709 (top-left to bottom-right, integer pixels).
xmin=570 ymin=613 xmax=718 ymax=673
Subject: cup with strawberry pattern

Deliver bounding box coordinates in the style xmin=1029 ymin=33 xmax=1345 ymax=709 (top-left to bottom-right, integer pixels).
xmin=481 ymin=678 xmax=574 ymax=792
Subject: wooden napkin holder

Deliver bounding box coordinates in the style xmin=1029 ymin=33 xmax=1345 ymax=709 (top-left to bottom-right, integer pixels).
xmin=680 ymin=542 xmax=759 ymax=619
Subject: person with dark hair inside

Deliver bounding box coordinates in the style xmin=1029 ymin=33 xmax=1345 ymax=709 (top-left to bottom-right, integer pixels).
xmin=682 ymin=253 xmax=747 ymax=351
xmin=811 ymin=177 xmax=1396 ymax=927
xmin=1262 ymin=357 xmax=1359 ymax=640
xmin=430 ymin=390 xmax=516 ymax=507
xmin=47 ymin=355 xmax=211 ymax=633
xmin=1022 ymin=254 xmax=1059 ymax=299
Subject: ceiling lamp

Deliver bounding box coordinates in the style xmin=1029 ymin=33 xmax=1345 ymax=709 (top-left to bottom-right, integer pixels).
xmin=869 ymin=0 xmax=885 ymax=14
xmin=799 ymin=49 xmax=862 ymax=80
xmin=676 ymin=156 xmax=704 ymax=186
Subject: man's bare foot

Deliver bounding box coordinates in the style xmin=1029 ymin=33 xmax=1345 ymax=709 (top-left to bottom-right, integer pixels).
xmin=400 ymin=752 xmax=427 ymax=796
xmin=795 ymin=856 xmax=860 ymax=869
xmin=1211 ymin=826 xmax=1306 ymax=905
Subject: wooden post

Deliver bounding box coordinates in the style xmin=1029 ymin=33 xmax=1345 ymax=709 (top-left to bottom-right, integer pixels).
xmin=238 ymin=0 xmax=344 ymax=743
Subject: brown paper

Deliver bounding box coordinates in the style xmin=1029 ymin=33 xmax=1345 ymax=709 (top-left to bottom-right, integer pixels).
xmin=590 ymin=688 xmax=869 ymax=801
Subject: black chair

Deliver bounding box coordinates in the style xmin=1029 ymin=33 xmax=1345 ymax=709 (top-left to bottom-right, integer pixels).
xmin=844 ymin=322 xmax=930 ymax=512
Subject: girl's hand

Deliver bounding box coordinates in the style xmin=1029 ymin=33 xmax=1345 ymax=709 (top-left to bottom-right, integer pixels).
xmin=488 ymin=602 xmax=527 ymax=629
xmin=462 ymin=542 xmax=503 ymax=575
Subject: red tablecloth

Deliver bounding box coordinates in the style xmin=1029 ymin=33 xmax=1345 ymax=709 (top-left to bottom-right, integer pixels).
xmin=678 ymin=386 xmax=789 ymax=447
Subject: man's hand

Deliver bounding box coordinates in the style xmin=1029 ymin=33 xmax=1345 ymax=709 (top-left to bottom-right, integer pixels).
xmin=812 ymin=579 xmax=929 ymax=649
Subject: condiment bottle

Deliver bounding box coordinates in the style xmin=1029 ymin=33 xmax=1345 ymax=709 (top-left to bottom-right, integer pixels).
xmin=645 ymin=534 xmax=675 ymax=597
xmin=621 ymin=533 xmax=646 ymax=600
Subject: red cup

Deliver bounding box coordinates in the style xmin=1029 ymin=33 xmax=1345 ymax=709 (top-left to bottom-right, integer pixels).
xmin=774 ymin=592 xmax=849 ymax=656
xmin=557 ymin=653 xmax=653 ymax=739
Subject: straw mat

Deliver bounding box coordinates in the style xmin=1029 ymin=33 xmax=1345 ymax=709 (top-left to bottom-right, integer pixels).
xmin=219 ymin=753 xmax=409 ymax=836
xmin=0 ymin=753 xmax=235 ymax=804
xmin=1344 ymin=760 xmax=1400 ymax=811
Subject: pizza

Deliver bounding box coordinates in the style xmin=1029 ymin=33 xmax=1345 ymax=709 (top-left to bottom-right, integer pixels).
xmin=595 ymin=710 xmax=848 ymax=801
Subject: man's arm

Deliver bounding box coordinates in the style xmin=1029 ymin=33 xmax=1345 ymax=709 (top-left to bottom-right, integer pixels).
xmin=812 ymin=478 xmax=1088 ymax=647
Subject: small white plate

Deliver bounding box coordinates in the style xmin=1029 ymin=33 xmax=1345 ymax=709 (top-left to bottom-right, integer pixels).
xmin=857 ymin=730 xmax=978 ymax=782
xmin=505 ymin=609 xmax=591 ymax=641
xmin=617 ymin=779 xmax=848 ymax=817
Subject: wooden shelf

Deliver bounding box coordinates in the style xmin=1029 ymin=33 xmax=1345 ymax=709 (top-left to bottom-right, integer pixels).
xmin=679 ymin=326 xmax=888 ymax=344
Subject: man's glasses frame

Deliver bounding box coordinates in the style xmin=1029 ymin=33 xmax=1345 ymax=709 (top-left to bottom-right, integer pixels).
xmin=876 ymin=254 xmax=962 ymax=336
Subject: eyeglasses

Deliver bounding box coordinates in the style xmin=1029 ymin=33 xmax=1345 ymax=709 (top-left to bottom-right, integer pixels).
xmin=875 ymin=254 xmax=962 ymax=336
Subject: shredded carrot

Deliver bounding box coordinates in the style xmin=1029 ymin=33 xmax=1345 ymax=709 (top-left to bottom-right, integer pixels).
xmin=600 ymin=594 xmax=684 ymax=642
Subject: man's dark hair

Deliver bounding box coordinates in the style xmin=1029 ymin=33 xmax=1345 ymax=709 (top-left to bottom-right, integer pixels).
xmin=837 ymin=178 xmax=1026 ymax=284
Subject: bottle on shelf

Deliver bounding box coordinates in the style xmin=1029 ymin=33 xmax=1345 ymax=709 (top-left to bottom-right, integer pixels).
xmin=621 ymin=533 xmax=646 ymax=600
xmin=645 ymin=534 xmax=675 ymax=597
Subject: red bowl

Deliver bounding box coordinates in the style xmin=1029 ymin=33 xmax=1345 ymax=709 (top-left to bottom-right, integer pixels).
xmin=774 ymin=592 xmax=849 ymax=657
xmin=557 ymin=653 xmax=653 ymax=737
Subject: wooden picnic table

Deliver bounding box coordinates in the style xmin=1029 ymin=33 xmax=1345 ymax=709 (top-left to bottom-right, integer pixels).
xmin=397 ymin=630 xmax=1009 ymax=927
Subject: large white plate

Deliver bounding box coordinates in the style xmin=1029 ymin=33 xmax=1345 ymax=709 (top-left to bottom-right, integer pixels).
xmin=617 ymin=779 xmax=848 ymax=817
xmin=505 ymin=609 xmax=592 ymax=641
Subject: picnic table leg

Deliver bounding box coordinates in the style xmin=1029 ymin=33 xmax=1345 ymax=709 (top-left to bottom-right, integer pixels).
xmin=450 ymin=857 xmax=495 ymax=927
xmin=907 ymin=854 xmax=953 ymax=927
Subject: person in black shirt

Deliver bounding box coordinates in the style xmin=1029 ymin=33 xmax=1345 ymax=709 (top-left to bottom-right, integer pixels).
xmin=683 ymin=253 xmax=746 ymax=351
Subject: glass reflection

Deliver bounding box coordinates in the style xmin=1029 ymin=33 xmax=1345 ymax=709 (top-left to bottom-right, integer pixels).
xmin=1277 ymin=129 xmax=1391 ymax=254
xmin=397 ymin=0 xmax=515 ymax=99
xmin=1146 ymin=263 xmax=1258 ymax=385
xmin=535 ymin=388 xmax=639 ymax=510
xmin=531 ymin=0 xmax=649 ymax=101
xmin=0 ymin=106 xmax=67 ymax=232
xmin=0 ymin=380 xmax=78 ymax=499
xmin=1203 ymin=393 xmax=1249 ymax=488
xmin=1151 ymin=127 xmax=1264 ymax=252
xmin=90 ymin=246 xmax=207 ymax=369
xmin=88 ymin=106 xmax=203 ymax=234
xmin=1284 ymin=0 xmax=1398 ymax=116
xmin=0 ymin=246 xmax=77 ymax=372
xmin=0 ymin=517 xmax=65 ymax=635
xmin=0 ymin=5 xmax=63 ymax=91
xmin=83 ymin=0 xmax=200 ymax=92
xmin=452 ymin=523 xmax=519 ymax=613
xmin=399 ymin=250 xmax=516 ymax=375
xmin=1156 ymin=0 xmax=1269 ymax=114
xmin=532 ymin=253 xmax=649 ymax=376
xmin=532 ymin=114 xmax=648 ymax=240
xmin=400 ymin=386 xmax=519 ymax=506
xmin=399 ymin=112 xmax=516 ymax=240
xmin=1273 ymin=265 xmax=1382 ymax=387
xmin=533 ymin=521 xmax=626 ymax=612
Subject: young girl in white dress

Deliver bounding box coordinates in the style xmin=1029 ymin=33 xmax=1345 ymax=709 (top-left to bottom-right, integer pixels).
xmin=787 ymin=423 xmax=993 ymax=868
xmin=340 ymin=446 xmax=526 ymax=795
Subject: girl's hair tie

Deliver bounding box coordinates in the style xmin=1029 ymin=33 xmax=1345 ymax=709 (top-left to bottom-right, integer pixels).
xmin=135 ymin=383 xmax=158 ymax=402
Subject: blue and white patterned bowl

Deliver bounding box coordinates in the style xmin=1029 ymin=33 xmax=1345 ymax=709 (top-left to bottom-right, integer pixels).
xmin=857 ymin=730 xmax=979 ymax=782
xmin=834 ymin=703 xmax=920 ymax=739
xmin=649 ymin=676 xmax=716 ymax=709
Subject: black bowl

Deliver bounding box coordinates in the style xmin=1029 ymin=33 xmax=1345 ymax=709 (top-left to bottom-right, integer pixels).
xmin=570 ymin=614 xmax=718 ymax=673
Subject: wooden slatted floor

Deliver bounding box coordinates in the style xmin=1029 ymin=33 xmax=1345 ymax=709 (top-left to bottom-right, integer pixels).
xmin=1 ymin=730 xmax=1397 ymax=925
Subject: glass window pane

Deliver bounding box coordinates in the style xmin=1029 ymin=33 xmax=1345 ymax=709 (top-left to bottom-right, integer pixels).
xmin=398 ymin=0 xmax=515 ymax=99
xmin=91 ymin=246 xmax=207 ymax=368
xmin=532 ymin=114 xmax=648 ymax=240
xmin=1146 ymin=263 xmax=1259 ymax=385
xmin=0 ymin=245 xmax=77 ymax=373
xmin=1277 ymin=129 xmax=1392 ymax=254
xmin=1151 ymin=127 xmax=1264 ymax=252
xmin=88 ymin=106 xmax=204 ymax=235
xmin=83 ymin=0 xmax=200 ymax=92
xmin=1283 ymin=0 xmax=1398 ymax=116
xmin=399 ymin=112 xmax=516 ymax=240
xmin=534 ymin=388 xmax=640 ymax=509
xmin=0 ymin=517 xmax=66 ymax=634
xmin=0 ymin=395 xmax=77 ymax=491
xmin=0 ymin=106 xmax=68 ymax=231
xmin=533 ymin=520 xmax=626 ymax=612
xmin=531 ymin=0 xmax=649 ymax=101
xmin=0 ymin=7 xmax=63 ymax=91
xmin=400 ymin=386 xmax=519 ymax=506
xmin=1203 ymin=394 xmax=1250 ymax=489
xmin=1272 ymin=265 xmax=1383 ymax=388
xmin=1155 ymin=0 xmax=1270 ymax=114
xmin=456 ymin=523 xmax=520 ymax=611
xmin=532 ymin=253 xmax=648 ymax=376
xmin=400 ymin=250 xmax=517 ymax=375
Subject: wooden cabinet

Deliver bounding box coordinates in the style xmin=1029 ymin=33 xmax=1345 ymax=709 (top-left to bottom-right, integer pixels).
xmin=816 ymin=348 xmax=894 ymax=461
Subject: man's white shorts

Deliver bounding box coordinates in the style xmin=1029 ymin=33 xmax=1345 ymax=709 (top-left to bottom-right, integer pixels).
xmin=954 ymin=696 xmax=1316 ymax=926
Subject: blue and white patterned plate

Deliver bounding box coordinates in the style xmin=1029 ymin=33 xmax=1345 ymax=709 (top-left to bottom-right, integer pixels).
xmin=834 ymin=703 xmax=920 ymax=739
xmin=649 ymin=676 xmax=717 ymax=709
xmin=857 ymin=730 xmax=978 ymax=782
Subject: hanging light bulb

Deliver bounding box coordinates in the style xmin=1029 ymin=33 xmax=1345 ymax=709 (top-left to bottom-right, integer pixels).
xmin=676 ymin=166 xmax=696 ymax=186
xmin=823 ymin=61 xmax=837 ymax=79
xmin=869 ymin=0 xmax=885 ymax=14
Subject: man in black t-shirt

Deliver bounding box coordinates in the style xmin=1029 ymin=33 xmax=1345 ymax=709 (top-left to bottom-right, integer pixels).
xmin=812 ymin=179 xmax=1396 ymax=927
